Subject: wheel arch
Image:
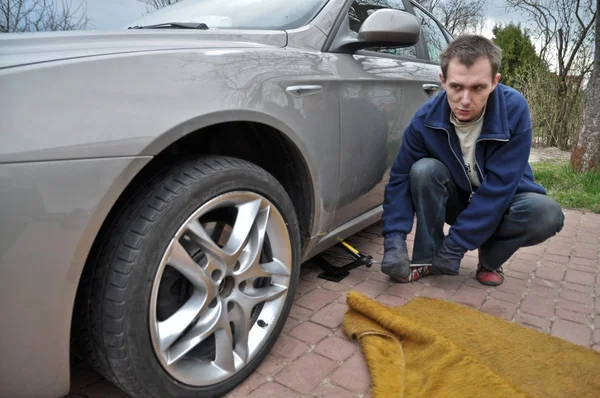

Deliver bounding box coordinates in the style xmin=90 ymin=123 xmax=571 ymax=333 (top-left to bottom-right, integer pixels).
xmin=70 ymin=116 xmax=316 ymax=361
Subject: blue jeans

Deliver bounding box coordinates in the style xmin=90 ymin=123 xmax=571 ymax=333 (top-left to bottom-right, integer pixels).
xmin=410 ymin=158 xmax=564 ymax=270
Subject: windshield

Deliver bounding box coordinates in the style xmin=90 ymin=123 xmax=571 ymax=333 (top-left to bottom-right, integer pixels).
xmin=128 ymin=0 xmax=329 ymax=30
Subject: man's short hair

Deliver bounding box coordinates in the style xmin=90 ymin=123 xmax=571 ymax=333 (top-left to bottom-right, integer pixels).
xmin=440 ymin=35 xmax=502 ymax=80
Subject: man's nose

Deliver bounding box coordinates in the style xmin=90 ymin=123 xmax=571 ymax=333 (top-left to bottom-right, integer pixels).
xmin=461 ymin=90 xmax=472 ymax=106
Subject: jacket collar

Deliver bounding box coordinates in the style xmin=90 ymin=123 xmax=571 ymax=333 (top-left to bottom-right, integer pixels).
xmin=424 ymin=84 xmax=511 ymax=140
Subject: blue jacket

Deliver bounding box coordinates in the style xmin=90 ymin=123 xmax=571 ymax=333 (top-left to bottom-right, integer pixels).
xmin=382 ymin=83 xmax=546 ymax=251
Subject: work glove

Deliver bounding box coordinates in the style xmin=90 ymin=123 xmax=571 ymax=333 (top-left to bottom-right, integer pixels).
xmin=432 ymin=236 xmax=466 ymax=275
xmin=381 ymin=233 xmax=411 ymax=279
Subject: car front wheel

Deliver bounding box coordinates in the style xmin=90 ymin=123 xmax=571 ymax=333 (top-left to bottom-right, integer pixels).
xmin=77 ymin=156 xmax=300 ymax=398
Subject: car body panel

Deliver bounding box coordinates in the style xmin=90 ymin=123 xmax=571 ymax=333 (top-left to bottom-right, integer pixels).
xmin=330 ymin=53 xmax=441 ymax=229
xmin=0 ymin=0 xmax=450 ymax=396
xmin=0 ymin=29 xmax=288 ymax=69
xmin=0 ymin=33 xmax=341 ymax=235
xmin=0 ymin=157 xmax=150 ymax=398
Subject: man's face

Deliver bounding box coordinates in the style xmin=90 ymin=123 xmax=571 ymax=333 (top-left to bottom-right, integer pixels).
xmin=440 ymin=56 xmax=501 ymax=122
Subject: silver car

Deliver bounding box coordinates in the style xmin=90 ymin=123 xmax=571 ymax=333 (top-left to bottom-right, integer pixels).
xmin=0 ymin=0 xmax=450 ymax=396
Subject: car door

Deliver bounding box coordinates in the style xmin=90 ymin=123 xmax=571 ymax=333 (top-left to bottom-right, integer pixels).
xmin=327 ymin=0 xmax=449 ymax=231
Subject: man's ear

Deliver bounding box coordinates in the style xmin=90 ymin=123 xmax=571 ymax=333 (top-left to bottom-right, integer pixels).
xmin=492 ymin=73 xmax=501 ymax=89
xmin=439 ymin=73 xmax=446 ymax=90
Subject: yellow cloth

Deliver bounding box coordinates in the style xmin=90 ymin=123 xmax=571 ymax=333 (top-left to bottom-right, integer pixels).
xmin=343 ymin=291 xmax=600 ymax=398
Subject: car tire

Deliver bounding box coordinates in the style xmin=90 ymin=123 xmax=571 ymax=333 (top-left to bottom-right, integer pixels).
xmin=76 ymin=155 xmax=300 ymax=398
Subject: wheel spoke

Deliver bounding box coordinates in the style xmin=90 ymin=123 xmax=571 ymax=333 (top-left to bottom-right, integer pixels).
xmin=167 ymin=300 xmax=224 ymax=365
xmin=227 ymin=302 xmax=250 ymax=364
xmin=187 ymin=220 xmax=232 ymax=263
xmin=168 ymin=240 xmax=214 ymax=296
xmin=213 ymin=325 xmax=236 ymax=374
xmin=157 ymin=291 xmax=205 ymax=353
xmin=223 ymin=199 xmax=263 ymax=261
xmin=233 ymin=284 xmax=288 ymax=326
xmin=237 ymin=257 xmax=291 ymax=281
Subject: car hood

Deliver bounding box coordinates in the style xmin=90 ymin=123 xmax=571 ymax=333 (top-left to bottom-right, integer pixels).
xmin=0 ymin=28 xmax=288 ymax=69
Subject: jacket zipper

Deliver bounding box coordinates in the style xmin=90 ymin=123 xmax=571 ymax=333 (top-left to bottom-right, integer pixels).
xmin=426 ymin=124 xmax=474 ymax=201
xmin=473 ymin=137 xmax=509 ymax=183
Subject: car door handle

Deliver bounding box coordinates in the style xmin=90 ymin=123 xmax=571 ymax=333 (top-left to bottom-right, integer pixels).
xmin=423 ymin=83 xmax=440 ymax=97
xmin=286 ymin=85 xmax=323 ymax=97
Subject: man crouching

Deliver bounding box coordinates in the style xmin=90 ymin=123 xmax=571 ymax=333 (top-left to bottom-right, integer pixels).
xmin=381 ymin=35 xmax=564 ymax=286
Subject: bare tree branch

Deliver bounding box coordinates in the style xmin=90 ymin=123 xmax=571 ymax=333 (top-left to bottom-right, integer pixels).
xmin=505 ymin=0 xmax=596 ymax=79
xmin=137 ymin=0 xmax=179 ymax=12
xmin=0 ymin=0 xmax=90 ymax=33
xmin=415 ymin=0 xmax=488 ymax=35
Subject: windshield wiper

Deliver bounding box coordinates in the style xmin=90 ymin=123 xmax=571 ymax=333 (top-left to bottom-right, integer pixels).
xmin=128 ymin=22 xmax=209 ymax=30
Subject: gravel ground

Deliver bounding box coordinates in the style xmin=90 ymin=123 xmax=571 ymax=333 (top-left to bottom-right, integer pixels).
xmin=529 ymin=146 xmax=571 ymax=163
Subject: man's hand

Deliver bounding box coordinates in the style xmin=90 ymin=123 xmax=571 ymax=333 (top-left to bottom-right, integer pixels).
xmin=432 ymin=236 xmax=465 ymax=275
xmin=381 ymin=233 xmax=411 ymax=279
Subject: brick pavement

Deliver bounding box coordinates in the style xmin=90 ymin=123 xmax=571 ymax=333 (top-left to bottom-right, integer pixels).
xmin=67 ymin=209 xmax=600 ymax=397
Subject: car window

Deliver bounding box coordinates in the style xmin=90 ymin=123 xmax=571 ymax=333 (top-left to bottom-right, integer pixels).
xmin=348 ymin=0 xmax=418 ymax=59
xmin=128 ymin=0 xmax=328 ymax=30
xmin=412 ymin=7 xmax=448 ymax=63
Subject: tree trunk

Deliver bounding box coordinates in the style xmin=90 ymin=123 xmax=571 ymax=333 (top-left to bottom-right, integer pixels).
xmin=570 ymin=0 xmax=600 ymax=172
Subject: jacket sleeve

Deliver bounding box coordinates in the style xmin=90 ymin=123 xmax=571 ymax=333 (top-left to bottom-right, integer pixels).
xmin=446 ymin=105 xmax=533 ymax=251
xmin=382 ymin=122 xmax=430 ymax=237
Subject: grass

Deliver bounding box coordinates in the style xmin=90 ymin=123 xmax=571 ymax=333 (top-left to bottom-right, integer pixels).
xmin=531 ymin=161 xmax=600 ymax=213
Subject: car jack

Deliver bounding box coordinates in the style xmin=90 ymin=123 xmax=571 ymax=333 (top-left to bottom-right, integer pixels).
xmin=313 ymin=240 xmax=377 ymax=282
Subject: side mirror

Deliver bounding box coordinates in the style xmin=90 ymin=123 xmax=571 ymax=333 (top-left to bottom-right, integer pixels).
xmin=330 ymin=9 xmax=421 ymax=53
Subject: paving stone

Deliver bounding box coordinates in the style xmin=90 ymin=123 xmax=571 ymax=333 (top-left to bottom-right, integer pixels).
xmin=560 ymin=288 xmax=593 ymax=305
xmin=545 ymin=242 xmax=574 ymax=256
xmin=290 ymin=322 xmax=331 ymax=345
xmin=558 ymin=299 xmax=592 ymax=314
xmin=329 ymin=354 xmax=371 ymax=394
xmin=246 ymin=382 xmax=301 ymax=398
xmin=515 ymin=252 xmax=542 ymax=262
xmin=353 ymin=279 xmax=390 ymax=299
xmin=271 ymin=336 xmax=309 ymax=361
xmin=503 ymin=269 xmax=531 ymax=280
xmin=531 ymin=277 xmax=561 ymax=289
xmin=275 ymin=353 xmax=336 ymax=394
xmin=311 ymin=303 xmax=348 ymax=329
xmin=452 ymin=286 xmax=489 ymax=308
xmin=289 ymin=304 xmax=314 ymax=321
xmin=542 ymin=254 xmax=570 ymax=266
xmin=520 ymin=295 xmax=556 ymax=318
xmin=508 ymin=259 xmax=538 ymax=274
xmin=314 ymin=336 xmax=357 ymax=362
xmin=427 ymin=275 xmax=467 ymax=291
xmin=386 ymin=282 xmax=425 ymax=298
xmin=556 ymin=308 xmax=591 ymax=325
xmin=565 ymin=270 xmax=596 ymax=286
xmin=515 ymin=313 xmax=551 ymax=332
xmin=534 ymin=267 xmax=565 ymax=282
xmin=480 ymin=299 xmax=518 ymax=320
xmin=227 ymin=372 xmax=268 ymax=397
xmin=255 ymin=355 xmax=287 ymax=377
xmin=489 ymin=289 xmax=522 ymax=304
xmin=312 ymin=382 xmax=358 ymax=398
xmin=417 ymin=286 xmax=452 ymax=300
xmin=564 ymin=282 xmax=595 ymax=294
xmin=572 ymin=249 xmax=598 ymax=260
xmin=527 ymin=285 xmax=559 ymax=299
xmin=570 ymin=256 xmax=598 ymax=268
xmin=296 ymin=288 xmax=341 ymax=311
xmin=551 ymin=319 xmax=591 ymax=347
xmin=375 ymin=293 xmax=409 ymax=307
xmin=495 ymin=277 xmax=528 ymax=294
xmin=282 ymin=317 xmax=300 ymax=334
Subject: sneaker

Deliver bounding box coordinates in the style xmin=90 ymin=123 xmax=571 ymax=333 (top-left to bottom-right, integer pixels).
xmin=476 ymin=264 xmax=504 ymax=286
xmin=393 ymin=264 xmax=433 ymax=283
